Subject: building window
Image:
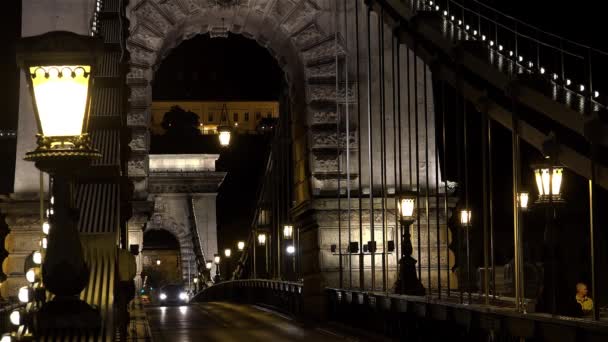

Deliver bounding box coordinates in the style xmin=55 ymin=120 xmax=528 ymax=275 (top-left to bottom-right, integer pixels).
xmin=255 ymin=112 xmax=261 ymax=120
xmin=244 ymin=112 xmax=249 ymax=121
xmin=208 ymin=112 xmax=214 ymax=122
xmin=267 ymin=112 xmax=272 ymax=118
xmin=233 ymin=112 xmax=239 ymax=122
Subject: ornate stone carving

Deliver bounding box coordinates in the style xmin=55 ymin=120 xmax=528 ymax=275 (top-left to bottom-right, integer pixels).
xmin=282 ymin=0 xmax=317 ymax=33
xmin=311 ymin=130 xmax=356 ymax=149
xmin=302 ymin=38 xmax=345 ymax=63
xmin=137 ymin=2 xmax=172 ymax=34
xmin=270 ymin=0 xmax=296 ymax=20
xmin=305 ymin=61 xmax=336 ymax=79
xmin=291 ymin=23 xmax=325 ymax=49
xmin=127 ymin=111 xmax=149 ymax=127
xmin=129 ymin=130 xmax=150 ymax=151
xmin=311 ymin=108 xmax=338 ymax=124
xmin=307 ymin=83 xmax=355 ymax=103
xmin=128 ymin=158 xmax=148 ymax=177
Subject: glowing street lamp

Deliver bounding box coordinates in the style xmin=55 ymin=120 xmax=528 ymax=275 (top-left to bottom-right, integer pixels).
xmin=205 ymin=260 xmax=213 ymax=270
xmin=283 ymin=224 xmax=294 ymax=239
xmin=224 ymin=248 xmax=232 ymax=258
xmin=214 ymin=254 xmax=221 ymax=265
xmin=286 ymin=245 xmax=295 ymax=255
xmin=218 ymin=104 xmax=231 ymax=147
xmin=257 ymin=233 xmax=267 ymax=246
xmin=156 ymin=259 xmax=161 ymax=266
xmin=533 ymin=163 xmax=564 ymax=203
xmin=518 ymin=191 xmax=530 ymax=211
xmin=17 ymin=31 xmax=103 ymax=330
xmin=237 ymin=241 xmax=245 ymax=251
xmin=396 ymin=191 xmax=425 ymax=295
xmin=460 ymin=209 xmax=472 ymax=228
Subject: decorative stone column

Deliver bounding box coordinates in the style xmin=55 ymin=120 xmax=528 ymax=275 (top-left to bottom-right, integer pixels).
xmin=128 ymin=210 xmax=150 ymax=291
xmin=0 ymin=197 xmax=42 ymax=299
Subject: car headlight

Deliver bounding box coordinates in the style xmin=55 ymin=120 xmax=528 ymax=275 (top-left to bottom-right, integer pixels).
xmin=179 ymin=292 xmax=188 ymax=300
xmin=160 ymin=293 xmax=167 ymax=300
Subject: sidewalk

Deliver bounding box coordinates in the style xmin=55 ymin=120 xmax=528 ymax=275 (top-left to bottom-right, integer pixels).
xmin=127 ymin=298 xmax=153 ymax=341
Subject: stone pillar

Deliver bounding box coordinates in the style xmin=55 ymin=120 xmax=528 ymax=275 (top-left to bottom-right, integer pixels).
xmin=127 ymin=214 xmax=148 ymax=290
xmin=191 ymin=193 xmax=218 ymax=261
xmin=0 ymin=199 xmax=42 ymax=299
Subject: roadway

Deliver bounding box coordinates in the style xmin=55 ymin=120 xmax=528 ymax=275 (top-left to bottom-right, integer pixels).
xmin=146 ymin=302 xmax=389 ymax=341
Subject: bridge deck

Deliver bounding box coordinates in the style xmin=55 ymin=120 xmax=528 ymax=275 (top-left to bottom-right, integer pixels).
xmin=146 ymin=302 xmax=385 ymax=342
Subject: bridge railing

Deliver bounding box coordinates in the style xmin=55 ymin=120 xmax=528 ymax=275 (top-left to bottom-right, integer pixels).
xmin=194 ymin=280 xmax=303 ymax=317
xmin=399 ymin=0 xmax=608 ymax=111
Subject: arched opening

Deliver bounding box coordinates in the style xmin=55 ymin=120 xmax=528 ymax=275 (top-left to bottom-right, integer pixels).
xmin=150 ymin=33 xmax=288 ymax=281
xmin=142 ymin=229 xmax=182 ymax=289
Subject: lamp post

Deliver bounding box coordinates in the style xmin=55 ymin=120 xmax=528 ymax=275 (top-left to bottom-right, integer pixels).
xmin=516 ymin=191 xmax=529 ymax=311
xmin=224 ymin=248 xmax=232 ymax=280
xmin=257 ymin=232 xmax=268 ymax=277
xmin=213 ymin=254 xmax=221 ymax=283
xmin=217 ymin=104 xmax=231 ymax=147
xmin=283 ymin=224 xmax=295 ymax=278
xmin=396 ymin=192 xmax=425 ymax=295
xmin=460 ymin=209 xmax=472 ymax=303
xmin=16 ymin=31 xmax=103 ymax=331
xmin=532 ymin=162 xmax=564 ymax=314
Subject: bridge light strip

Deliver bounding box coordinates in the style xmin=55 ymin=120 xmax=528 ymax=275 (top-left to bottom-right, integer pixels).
xmin=428 ymin=0 xmax=600 ymax=102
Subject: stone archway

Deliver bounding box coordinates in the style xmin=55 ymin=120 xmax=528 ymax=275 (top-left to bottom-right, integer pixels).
xmin=125 ymin=0 xmax=351 ymax=201
xmin=145 ymin=213 xmax=196 ymax=281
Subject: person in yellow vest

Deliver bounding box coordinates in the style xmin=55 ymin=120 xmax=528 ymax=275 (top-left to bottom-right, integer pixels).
xmin=575 ymin=282 xmax=594 ymax=315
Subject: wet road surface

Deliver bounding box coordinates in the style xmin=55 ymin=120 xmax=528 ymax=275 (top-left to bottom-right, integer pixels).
xmin=147 ymin=302 xmax=378 ymax=341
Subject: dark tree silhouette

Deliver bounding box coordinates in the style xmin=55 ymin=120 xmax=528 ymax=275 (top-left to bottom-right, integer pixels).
xmin=161 ymin=106 xmax=201 ymax=138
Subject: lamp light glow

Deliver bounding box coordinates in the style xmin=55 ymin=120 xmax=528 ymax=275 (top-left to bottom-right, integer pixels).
xmin=460 ymin=209 xmax=472 ymax=227
xmin=206 ymin=261 xmax=213 ymax=270
xmin=398 ymin=194 xmax=416 ymax=221
xmin=26 ymin=268 xmax=39 ymax=283
xmin=29 ymin=65 xmax=91 ymax=137
xmin=18 ymin=286 xmax=30 ymax=303
xmin=42 ymin=221 xmax=50 ymax=235
xmin=533 ymin=165 xmax=563 ymax=202
xmin=237 ymin=241 xmax=245 ymax=251
xmin=257 ymin=233 xmax=267 ymax=246
xmin=214 ymin=254 xmax=221 ymax=264
xmin=156 ymin=259 xmax=161 ymax=266
xmin=286 ymin=245 xmax=295 ymax=255
xmin=518 ymin=191 xmax=530 ymax=210
xmin=224 ymin=248 xmax=232 ymax=258
xmin=33 ymin=251 xmax=42 ymax=265
xmin=218 ymin=129 xmax=231 ymax=147
xmin=9 ymin=311 xmax=20 ymax=326
xmin=283 ymin=224 xmax=294 ymax=239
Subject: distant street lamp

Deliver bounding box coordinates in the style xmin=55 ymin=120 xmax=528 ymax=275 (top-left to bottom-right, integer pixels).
xmin=217 ymin=104 xmax=231 ymax=147
xmin=205 ymin=260 xmax=213 ymax=270
xmin=283 ymin=225 xmax=293 ymax=239
xmin=213 ymin=254 xmax=221 ymax=282
xmin=224 ymin=248 xmax=232 ymax=258
xmin=533 ymin=163 xmax=564 ymax=204
xmin=518 ymin=191 xmax=530 ymax=211
xmin=237 ymin=241 xmax=245 ymax=251
xmin=396 ymin=192 xmax=425 ymax=295
xmin=460 ymin=208 xmax=473 ymax=303
xmin=286 ymin=245 xmax=295 ymax=255
xmin=156 ymin=259 xmax=161 ymax=266
xmin=532 ymin=161 xmax=565 ymax=314
xmin=16 ymin=31 xmax=103 ymax=331
xmin=257 ymin=233 xmax=267 ymax=246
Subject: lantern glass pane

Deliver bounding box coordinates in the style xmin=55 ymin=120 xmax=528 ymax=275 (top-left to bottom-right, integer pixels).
xmin=224 ymin=249 xmax=231 ymax=257
xmin=218 ymin=131 xmax=231 ymax=146
xmin=237 ymin=241 xmax=245 ymax=251
xmin=29 ymin=65 xmax=91 ymax=137
xmin=399 ymin=198 xmax=415 ymax=218
xmin=552 ymin=168 xmax=563 ymax=196
xmin=283 ymin=225 xmax=293 ymax=238
xmin=535 ymin=169 xmax=544 ymax=196
xmin=258 ymin=233 xmax=266 ymax=245
xmin=460 ymin=210 xmax=471 ymax=226
xmin=518 ymin=192 xmax=529 ymax=209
